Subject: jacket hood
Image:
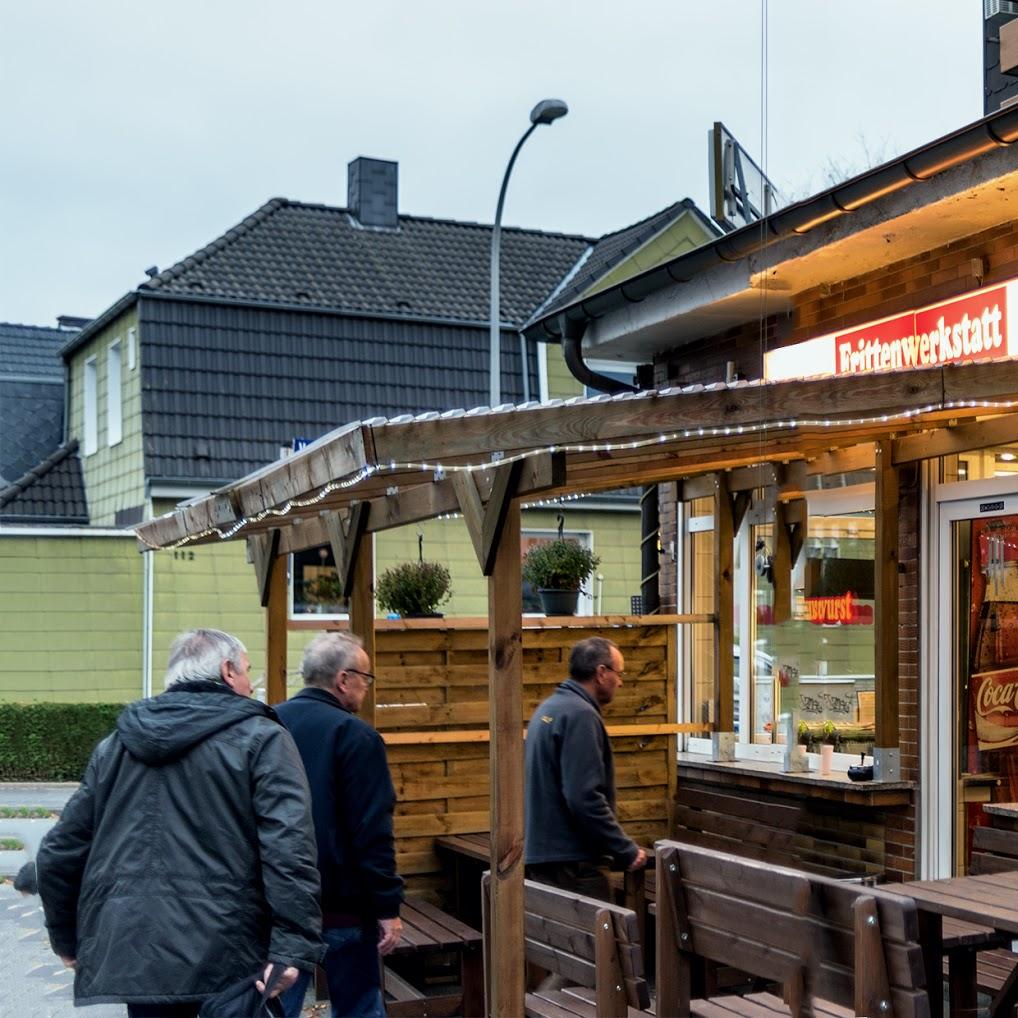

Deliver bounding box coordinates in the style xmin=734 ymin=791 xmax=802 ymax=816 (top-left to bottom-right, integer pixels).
xmin=116 ymin=679 xmax=277 ymax=765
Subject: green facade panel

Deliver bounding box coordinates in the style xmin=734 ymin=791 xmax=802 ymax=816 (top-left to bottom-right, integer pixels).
xmin=67 ymin=306 xmax=145 ymax=525
xmin=0 ymin=537 xmax=142 ymax=701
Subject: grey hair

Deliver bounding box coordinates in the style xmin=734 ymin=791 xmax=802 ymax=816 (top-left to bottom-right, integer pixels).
xmin=301 ymin=632 xmax=364 ymax=688
xmin=164 ymin=629 xmax=247 ymax=689
xmin=568 ymin=636 xmax=618 ymax=681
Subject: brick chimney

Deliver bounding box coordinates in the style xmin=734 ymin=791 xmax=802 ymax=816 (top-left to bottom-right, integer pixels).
xmin=347 ymin=157 xmax=398 ymax=229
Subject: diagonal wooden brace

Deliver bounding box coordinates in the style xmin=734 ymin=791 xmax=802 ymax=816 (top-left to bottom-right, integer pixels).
xmin=453 ymin=460 xmax=523 ymax=576
xmin=323 ymin=502 xmax=371 ymax=598
xmin=247 ymin=528 xmax=281 ymax=608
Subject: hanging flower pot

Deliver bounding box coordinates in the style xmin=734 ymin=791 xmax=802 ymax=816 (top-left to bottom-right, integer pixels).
xmin=523 ymin=540 xmax=600 ymax=617
xmin=375 ymin=561 xmax=452 ymax=619
xmin=537 ymin=588 xmax=581 ymax=616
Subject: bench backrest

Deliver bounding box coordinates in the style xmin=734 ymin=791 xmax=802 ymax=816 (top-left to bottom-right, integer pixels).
xmin=804 ymin=871 xmax=930 ymax=1018
xmin=481 ymin=874 xmax=650 ymax=1018
xmin=971 ymin=824 xmax=1018 ymax=874
xmin=655 ymin=839 xmax=813 ymax=1016
xmin=655 ymin=840 xmax=930 ymax=1018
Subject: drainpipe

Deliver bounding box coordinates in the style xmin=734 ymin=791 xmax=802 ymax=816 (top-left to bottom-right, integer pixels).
xmin=559 ymin=315 xmax=660 ymax=614
xmin=142 ymin=551 xmax=154 ymax=697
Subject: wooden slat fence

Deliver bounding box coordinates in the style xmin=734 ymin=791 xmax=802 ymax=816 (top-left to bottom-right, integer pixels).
xmin=370 ymin=618 xmax=682 ymax=901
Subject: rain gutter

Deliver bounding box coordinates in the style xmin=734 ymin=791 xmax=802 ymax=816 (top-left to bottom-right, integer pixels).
xmin=526 ymin=105 xmax=1018 ymax=344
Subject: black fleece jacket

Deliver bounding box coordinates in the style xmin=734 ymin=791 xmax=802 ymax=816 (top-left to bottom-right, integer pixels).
xmin=524 ymin=679 xmax=639 ymax=868
xmin=36 ymin=680 xmax=323 ymax=1006
xmin=275 ymin=687 xmax=404 ymax=923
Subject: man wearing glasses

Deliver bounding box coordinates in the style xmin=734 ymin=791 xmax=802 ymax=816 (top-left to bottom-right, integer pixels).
xmin=276 ymin=633 xmax=403 ymax=1018
xmin=525 ymin=636 xmax=647 ymax=902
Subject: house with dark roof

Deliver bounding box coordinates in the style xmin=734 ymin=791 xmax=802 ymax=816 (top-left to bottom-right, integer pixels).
xmin=0 ymin=157 xmax=719 ymax=701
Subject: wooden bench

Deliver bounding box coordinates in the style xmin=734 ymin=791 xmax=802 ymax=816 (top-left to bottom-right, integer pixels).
xmin=381 ymin=895 xmax=484 ymax=1017
xmin=655 ymin=839 xmax=931 ymax=1017
xmin=481 ymin=874 xmax=651 ymax=1018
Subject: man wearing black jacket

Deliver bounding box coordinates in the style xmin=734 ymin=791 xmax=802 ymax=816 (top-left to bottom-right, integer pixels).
xmin=525 ymin=636 xmax=647 ymax=901
xmin=276 ymin=632 xmax=404 ymax=1018
xmin=36 ymin=628 xmax=324 ymax=1018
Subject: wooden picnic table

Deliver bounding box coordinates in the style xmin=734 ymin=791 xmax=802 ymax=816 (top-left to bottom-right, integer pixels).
xmin=894 ymin=870 xmax=1018 ymax=1018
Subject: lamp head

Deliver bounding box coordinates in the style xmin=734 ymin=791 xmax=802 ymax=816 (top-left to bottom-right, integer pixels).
xmin=530 ymin=99 xmax=568 ymax=126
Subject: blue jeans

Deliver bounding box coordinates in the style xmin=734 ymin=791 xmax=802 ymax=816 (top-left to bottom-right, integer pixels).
xmin=281 ymin=924 xmax=384 ymax=1018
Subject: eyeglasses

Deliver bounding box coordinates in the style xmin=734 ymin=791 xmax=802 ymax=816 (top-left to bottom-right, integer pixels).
xmin=344 ymin=668 xmax=375 ymax=687
xmin=602 ymin=664 xmax=626 ymax=679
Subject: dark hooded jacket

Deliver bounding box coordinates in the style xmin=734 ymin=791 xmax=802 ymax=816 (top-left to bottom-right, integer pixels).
xmin=36 ymin=680 xmax=324 ymax=1006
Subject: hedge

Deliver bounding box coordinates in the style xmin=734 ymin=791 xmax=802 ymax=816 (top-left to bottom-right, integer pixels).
xmin=0 ymin=703 xmax=126 ymax=781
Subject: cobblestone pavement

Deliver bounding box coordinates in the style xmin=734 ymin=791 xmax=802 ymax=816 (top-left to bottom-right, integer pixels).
xmin=0 ymin=882 xmax=123 ymax=1018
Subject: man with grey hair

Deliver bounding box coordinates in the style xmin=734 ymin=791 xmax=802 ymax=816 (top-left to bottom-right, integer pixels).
xmin=37 ymin=628 xmax=324 ymax=1017
xmin=525 ymin=636 xmax=646 ymax=902
xmin=276 ymin=632 xmax=404 ymax=1018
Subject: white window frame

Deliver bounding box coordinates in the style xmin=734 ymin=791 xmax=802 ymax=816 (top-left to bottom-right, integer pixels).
xmin=83 ymin=356 xmax=98 ymax=455
xmin=107 ymin=340 xmax=123 ymax=447
xmin=127 ymin=326 xmax=137 ymax=370
xmin=684 ymin=484 xmax=877 ymax=769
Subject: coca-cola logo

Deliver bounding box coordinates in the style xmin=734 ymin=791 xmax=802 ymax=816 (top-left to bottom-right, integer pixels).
xmin=976 ymin=674 xmax=1018 ymax=719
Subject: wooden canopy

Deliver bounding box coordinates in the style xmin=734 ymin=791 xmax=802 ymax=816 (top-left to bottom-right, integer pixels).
xmin=135 ymin=357 xmax=1018 ymax=1015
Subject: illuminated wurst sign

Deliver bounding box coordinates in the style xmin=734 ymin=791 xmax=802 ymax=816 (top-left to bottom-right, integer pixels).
xmin=803 ymin=591 xmax=872 ymax=625
xmin=764 ymin=279 xmax=1016 ymax=381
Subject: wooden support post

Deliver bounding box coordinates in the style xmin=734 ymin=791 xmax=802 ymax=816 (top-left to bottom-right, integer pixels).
xmin=771 ymin=499 xmax=792 ymax=626
xmin=349 ymin=531 xmax=376 ymax=728
xmin=265 ymin=553 xmax=288 ymax=705
xmin=714 ymin=475 xmax=735 ymax=733
xmin=487 ymin=499 xmax=524 ymax=1017
xmin=874 ymin=439 xmax=900 ymax=780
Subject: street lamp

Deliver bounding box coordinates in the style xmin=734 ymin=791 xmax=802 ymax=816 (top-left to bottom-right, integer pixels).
xmin=489 ymin=98 xmax=568 ymax=408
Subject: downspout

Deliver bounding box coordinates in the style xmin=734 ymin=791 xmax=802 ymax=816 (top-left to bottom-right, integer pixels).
xmin=142 ymin=550 xmax=154 ymax=697
xmin=559 ymin=315 xmax=660 ymax=614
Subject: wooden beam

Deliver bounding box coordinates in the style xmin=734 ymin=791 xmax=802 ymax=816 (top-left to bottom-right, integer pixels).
xmin=265 ymin=553 xmax=288 ymax=705
xmin=771 ymin=499 xmax=792 ymax=626
xmin=874 ymin=440 xmax=899 ymax=749
xmin=323 ymin=502 xmax=370 ymax=598
xmin=808 ymin=443 xmax=875 ymax=476
xmin=455 ymin=460 xmax=524 ymax=576
xmin=276 ymin=452 xmax=564 ymax=557
xmin=487 ymin=499 xmax=524 ymax=1017
xmin=248 ymin=529 xmax=281 ymax=607
xmin=349 ymin=531 xmax=376 ymax=728
xmin=713 ymin=475 xmax=735 ymax=732
xmin=379 ymin=722 xmax=709 ymax=745
xmin=732 ymin=490 xmax=752 ymax=535
xmin=893 ymin=413 xmax=1018 ymax=464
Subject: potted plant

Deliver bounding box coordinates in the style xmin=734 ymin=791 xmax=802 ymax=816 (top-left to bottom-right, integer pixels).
xmin=303 ymin=572 xmax=344 ymax=613
xmin=376 ymin=561 xmax=452 ymax=618
xmin=522 ymin=540 xmax=600 ymax=616
xmin=797 ymin=720 xmax=813 ymax=751
xmin=819 ymin=719 xmax=838 ymax=776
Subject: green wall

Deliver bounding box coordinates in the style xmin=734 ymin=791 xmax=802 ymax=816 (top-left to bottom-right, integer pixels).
xmin=0 ymin=536 xmax=142 ymax=701
xmin=67 ymin=307 xmax=145 ymax=525
xmin=580 ymin=210 xmax=716 ymax=299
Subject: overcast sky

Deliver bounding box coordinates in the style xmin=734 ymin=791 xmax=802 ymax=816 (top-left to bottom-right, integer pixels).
xmin=1 ymin=1 xmax=983 ymax=327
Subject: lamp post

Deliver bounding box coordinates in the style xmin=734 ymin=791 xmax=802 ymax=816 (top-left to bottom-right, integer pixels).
xmin=489 ymin=98 xmax=568 ymax=408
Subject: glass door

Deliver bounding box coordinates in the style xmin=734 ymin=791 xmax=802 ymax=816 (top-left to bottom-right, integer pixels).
xmin=934 ymin=486 xmax=1018 ymax=876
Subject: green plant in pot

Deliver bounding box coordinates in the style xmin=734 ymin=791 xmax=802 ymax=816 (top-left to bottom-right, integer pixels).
xmin=522 ymin=540 xmax=600 ymax=616
xmin=376 ymin=561 xmax=452 ymax=618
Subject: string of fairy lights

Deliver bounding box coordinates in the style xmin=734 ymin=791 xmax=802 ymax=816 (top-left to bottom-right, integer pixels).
xmin=135 ymin=396 xmax=1018 ymax=552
